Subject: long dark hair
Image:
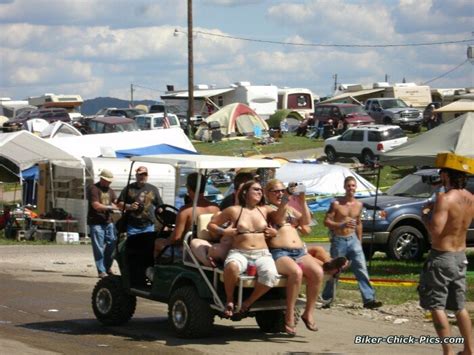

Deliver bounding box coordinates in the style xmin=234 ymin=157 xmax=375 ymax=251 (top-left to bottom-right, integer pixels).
xmin=237 ymin=181 xmax=265 ymax=206
xmin=442 ymin=168 xmax=467 ymax=189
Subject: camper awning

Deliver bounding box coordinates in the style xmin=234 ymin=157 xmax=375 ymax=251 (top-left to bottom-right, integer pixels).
xmin=321 ymin=88 xmax=385 ymax=103
xmin=434 ymin=100 xmax=474 ymax=112
xmin=162 ymin=88 xmax=234 ymax=99
xmin=0 ymin=131 xmax=84 ymax=169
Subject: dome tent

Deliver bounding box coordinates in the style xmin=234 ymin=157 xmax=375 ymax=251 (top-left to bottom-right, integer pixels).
xmin=196 ymin=103 xmax=269 ymax=137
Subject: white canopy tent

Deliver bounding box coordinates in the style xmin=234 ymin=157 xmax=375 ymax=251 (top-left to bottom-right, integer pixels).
xmin=48 ymin=127 xmax=196 ymax=159
xmin=0 ymin=130 xmax=83 ymax=169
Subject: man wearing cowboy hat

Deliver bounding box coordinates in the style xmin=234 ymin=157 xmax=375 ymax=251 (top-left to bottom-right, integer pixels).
xmin=87 ymin=169 xmax=118 ymax=278
xmin=117 ymin=166 xmax=163 ymax=236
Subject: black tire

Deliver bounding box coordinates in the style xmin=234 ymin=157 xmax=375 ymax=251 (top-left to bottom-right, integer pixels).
xmin=411 ymin=125 xmax=421 ymax=133
xmin=92 ymin=275 xmax=136 ymax=325
xmin=383 ymin=117 xmax=392 ymax=125
xmin=255 ymin=310 xmax=286 ymax=333
xmin=325 ymin=146 xmax=337 ymax=163
xmin=168 ymin=286 xmax=214 ymax=338
xmin=361 ymin=149 xmax=375 ymax=164
xmin=387 ymin=225 xmax=425 ymax=261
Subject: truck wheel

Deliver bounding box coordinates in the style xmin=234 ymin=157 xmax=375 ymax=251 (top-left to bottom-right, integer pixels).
xmin=383 ymin=117 xmax=392 ymax=125
xmin=387 ymin=226 xmax=425 ymax=261
xmin=255 ymin=310 xmax=286 ymax=333
xmin=168 ymin=286 xmax=214 ymax=338
xmin=325 ymin=146 xmax=337 ymax=163
xmin=361 ymin=149 xmax=375 ymax=164
xmin=411 ymin=126 xmax=421 ymax=133
xmin=92 ymin=275 xmax=136 ymax=325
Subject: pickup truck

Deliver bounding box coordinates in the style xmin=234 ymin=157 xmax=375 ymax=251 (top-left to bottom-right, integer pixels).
xmin=364 ymin=98 xmax=423 ymax=133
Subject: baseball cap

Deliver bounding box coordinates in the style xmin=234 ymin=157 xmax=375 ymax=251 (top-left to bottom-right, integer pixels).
xmin=136 ymin=166 xmax=148 ymax=175
xmin=99 ymin=169 xmax=114 ymax=182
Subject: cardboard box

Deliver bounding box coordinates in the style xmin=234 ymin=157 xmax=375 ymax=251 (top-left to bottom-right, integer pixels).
xmin=435 ymin=153 xmax=474 ymax=174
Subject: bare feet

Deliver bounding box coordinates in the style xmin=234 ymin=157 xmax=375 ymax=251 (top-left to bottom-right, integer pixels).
xmin=224 ymin=302 xmax=234 ymax=318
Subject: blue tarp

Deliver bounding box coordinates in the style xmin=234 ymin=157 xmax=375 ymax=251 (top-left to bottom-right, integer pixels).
xmin=115 ymin=144 xmax=197 ymax=158
xmin=21 ymin=166 xmax=39 ymax=180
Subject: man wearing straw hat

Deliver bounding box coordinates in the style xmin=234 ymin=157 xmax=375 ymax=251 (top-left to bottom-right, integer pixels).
xmin=87 ymin=169 xmax=118 ymax=278
xmin=420 ymin=153 xmax=474 ymax=355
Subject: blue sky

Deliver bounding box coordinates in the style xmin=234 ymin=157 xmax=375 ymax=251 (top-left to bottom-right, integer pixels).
xmin=0 ymin=0 xmax=473 ymax=101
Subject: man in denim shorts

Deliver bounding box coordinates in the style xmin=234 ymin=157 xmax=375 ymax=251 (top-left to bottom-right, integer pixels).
xmin=420 ymin=164 xmax=474 ymax=355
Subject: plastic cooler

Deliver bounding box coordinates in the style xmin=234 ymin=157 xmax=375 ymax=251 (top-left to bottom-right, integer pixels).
xmin=56 ymin=232 xmax=80 ymax=244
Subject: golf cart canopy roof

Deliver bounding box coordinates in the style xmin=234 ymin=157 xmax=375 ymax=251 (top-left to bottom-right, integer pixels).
xmin=130 ymin=154 xmax=281 ymax=170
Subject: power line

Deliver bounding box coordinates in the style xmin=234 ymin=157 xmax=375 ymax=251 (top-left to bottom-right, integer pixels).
xmin=133 ymin=84 xmax=166 ymax=93
xmin=422 ymin=59 xmax=469 ymax=85
xmin=178 ymin=29 xmax=473 ymax=48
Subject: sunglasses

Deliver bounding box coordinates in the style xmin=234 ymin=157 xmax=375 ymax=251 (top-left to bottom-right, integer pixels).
xmin=269 ymin=189 xmax=285 ymax=194
xmin=250 ymin=187 xmax=263 ymax=192
xmin=137 ymin=173 xmax=148 ymax=176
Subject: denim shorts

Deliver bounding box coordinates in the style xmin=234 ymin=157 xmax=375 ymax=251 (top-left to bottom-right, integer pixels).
xmin=270 ymin=247 xmax=307 ymax=261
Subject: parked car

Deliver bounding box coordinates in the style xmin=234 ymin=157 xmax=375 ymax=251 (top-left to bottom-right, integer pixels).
xmin=324 ymin=125 xmax=407 ymax=163
xmin=360 ymin=169 xmax=474 ymax=261
xmin=134 ymin=113 xmax=181 ymax=130
xmin=2 ymin=108 xmax=71 ymax=132
xmin=364 ymin=98 xmax=423 ymax=133
xmin=314 ymin=103 xmax=374 ymax=136
xmin=74 ymin=116 xmax=140 ymax=134
xmin=95 ymin=107 xmax=145 ymax=119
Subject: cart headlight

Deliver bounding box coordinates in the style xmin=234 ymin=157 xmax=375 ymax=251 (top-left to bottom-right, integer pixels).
xmin=361 ymin=207 xmax=387 ymax=220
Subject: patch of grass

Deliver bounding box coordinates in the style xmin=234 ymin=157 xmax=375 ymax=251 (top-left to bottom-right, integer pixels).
xmin=194 ymin=134 xmax=323 ymax=157
xmin=335 ymin=251 xmax=474 ymax=305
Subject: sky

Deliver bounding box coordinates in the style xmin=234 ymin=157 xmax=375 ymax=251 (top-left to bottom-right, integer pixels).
xmin=0 ymin=0 xmax=473 ymax=101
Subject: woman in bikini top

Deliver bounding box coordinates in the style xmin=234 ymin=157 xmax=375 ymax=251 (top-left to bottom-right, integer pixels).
xmin=265 ymin=179 xmax=311 ymax=249
xmin=208 ymin=181 xmax=273 ymax=250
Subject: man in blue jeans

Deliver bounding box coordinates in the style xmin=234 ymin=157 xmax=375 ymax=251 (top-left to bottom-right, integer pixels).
xmin=87 ymin=169 xmax=118 ymax=278
xmin=321 ymin=176 xmax=382 ymax=309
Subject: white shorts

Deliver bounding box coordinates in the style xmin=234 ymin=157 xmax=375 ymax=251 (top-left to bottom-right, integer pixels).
xmin=224 ymin=248 xmax=279 ymax=287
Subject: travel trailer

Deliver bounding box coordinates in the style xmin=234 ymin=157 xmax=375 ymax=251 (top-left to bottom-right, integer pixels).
xmin=161 ymin=82 xmax=278 ymax=119
xmin=28 ymin=93 xmax=84 ymax=119
xmin=277 ymin=88 xmax=317 ymax=117
xmin=322 ymin=83 xmax=432 ymax=109
xmin=0 ymin=98 xmax=35 ymax=120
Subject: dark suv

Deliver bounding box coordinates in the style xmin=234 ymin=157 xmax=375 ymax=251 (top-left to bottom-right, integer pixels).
xmin=360 ymin=169 xmax=474 ymax=261
xmin=314 ymin=103 xmax=374 ymax=130
xmin=2 ymin=108 xmax=71 ymax=132
xmin=74 ymin=116 xmax=140 ymax=134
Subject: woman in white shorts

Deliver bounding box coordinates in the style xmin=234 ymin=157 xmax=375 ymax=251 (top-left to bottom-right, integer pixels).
xmin=207 ymin=180 xmax=279 ymax=319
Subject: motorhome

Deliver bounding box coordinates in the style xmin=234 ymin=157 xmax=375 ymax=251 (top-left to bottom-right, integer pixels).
xmin=28 ymin=93 xmax=84 ymax=119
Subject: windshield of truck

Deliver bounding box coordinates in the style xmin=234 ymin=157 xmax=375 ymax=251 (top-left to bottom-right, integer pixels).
xmin=340 ymin=106 xmax=367 ymax=115
xmin=380 ymin=99 xmax=408 ymax=109
xmin=386 ymin=173 xmax=436 ymax=198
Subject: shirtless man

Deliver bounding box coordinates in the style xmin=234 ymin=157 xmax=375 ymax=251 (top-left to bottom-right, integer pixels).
xmin=320 ymin=176 xmax=382 ymax=309
xmin=153 ymin=172 xmax=219 ymax=259
xmin=420 ymin=166 xmax=474 ymax=355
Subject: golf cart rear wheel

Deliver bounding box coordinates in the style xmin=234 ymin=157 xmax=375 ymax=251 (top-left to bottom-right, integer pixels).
xmin=255 ymin=310 xmax=286 ymax=333
xmin=91 ymin=275 xmax=136 ymax=325
xmin=168 ymin=286 xmax=214 ymax=338
xmin=387 ymin=226 xmax=425 ymax=261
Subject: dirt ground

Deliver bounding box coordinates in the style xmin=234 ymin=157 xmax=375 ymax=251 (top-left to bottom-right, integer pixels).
xmin=0 ymin=244 xmax=471 ymax=354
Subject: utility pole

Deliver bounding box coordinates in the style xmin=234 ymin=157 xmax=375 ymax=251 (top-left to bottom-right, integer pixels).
xmin=384 ymin=74 xmax=389 ymax=83
xmin=130 ymin=84 xmax=134 ymax=107
xmin=187 ymin=0 xmax=194 ymax=138
xmin=333 ymin=74 xmax=338 ymax=92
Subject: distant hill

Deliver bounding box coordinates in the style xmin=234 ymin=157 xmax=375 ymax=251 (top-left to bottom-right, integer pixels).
xmin=81 ymin=97 xmax=158 ymax=115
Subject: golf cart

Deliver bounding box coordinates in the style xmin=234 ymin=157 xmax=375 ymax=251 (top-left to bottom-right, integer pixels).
xmin=91 ymin=154 xmax=303 ymax=338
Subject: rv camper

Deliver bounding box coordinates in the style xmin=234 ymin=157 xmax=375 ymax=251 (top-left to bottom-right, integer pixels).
xmin=277 ymin=88 xmax=317 ymax=117
xmin=28 ymin=93 xmax=84 ymax=120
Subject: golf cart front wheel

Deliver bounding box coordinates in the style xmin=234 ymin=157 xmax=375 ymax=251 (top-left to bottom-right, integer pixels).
xmin=255 ymin=309 xmax=286 ymax=333
xmin=91 ymin=275 xmax=136 ymax=325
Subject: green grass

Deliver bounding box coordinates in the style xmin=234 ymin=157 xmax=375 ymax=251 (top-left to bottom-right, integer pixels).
xmin=194 ymin=134 xmax=323 ymax=157
xmin=335 ymin=251 xmax=474 ymax=306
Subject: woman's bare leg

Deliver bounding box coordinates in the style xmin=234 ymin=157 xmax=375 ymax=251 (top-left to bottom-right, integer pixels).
xmin=275 ymin=256 xmax=303 ymax=327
